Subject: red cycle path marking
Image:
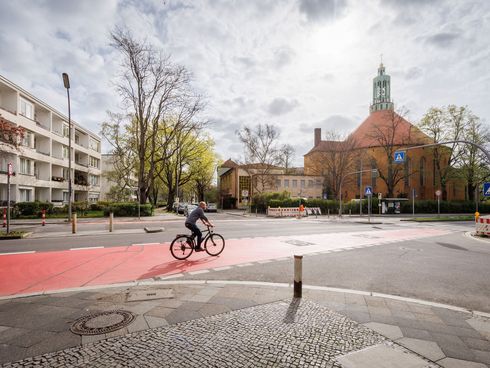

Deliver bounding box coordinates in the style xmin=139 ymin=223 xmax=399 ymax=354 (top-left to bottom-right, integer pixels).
xmin=0 ymin=228 xmax=451 ymax=297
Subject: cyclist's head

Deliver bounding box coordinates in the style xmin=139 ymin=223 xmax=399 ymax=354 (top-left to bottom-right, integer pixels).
xmin=199 ymin=201 xmax=207 ymax=209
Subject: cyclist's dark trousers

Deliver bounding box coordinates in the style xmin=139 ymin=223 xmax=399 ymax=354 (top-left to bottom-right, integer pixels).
xmin=185 ymin=223 xmax=202 ymax=248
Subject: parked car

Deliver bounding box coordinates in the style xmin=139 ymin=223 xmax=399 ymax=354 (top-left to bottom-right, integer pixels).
xmin=176 ymin=202 xmax=188 ymax=214
xmin=184 ymin=203 xmax=198 ymax=217
xmin=205 ymin=203 xmax=217 ymax=212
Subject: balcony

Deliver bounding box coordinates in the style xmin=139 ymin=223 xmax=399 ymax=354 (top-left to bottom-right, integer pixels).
xmin=52 ymin=176 xmax=65 ymax=182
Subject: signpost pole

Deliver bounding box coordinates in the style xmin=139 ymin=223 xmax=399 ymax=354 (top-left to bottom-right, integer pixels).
xmin=368 ymin=194 xmax=371 ymax=223
xmin=412 ymin=188 xmax=415 ymax=217
xmin=437 ymin=195 xmax=440 ymax=218
xmin=7 ymin=169 xmax=11 ymax=235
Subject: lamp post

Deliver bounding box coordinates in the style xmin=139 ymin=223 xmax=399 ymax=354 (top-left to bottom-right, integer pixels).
xmin=62 ymin=73 xmax=72 ymax=221
xmin=339 ymin=168 xmax=378 ymax=217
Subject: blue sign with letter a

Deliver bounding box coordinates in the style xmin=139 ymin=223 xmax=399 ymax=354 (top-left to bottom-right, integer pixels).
xmin=364 ymin=186 xmax=373 ymax=196
xmin=483 ymin=182 xmax=490 ymax=197
xmin=394 ymin=151 xmax=405 ymax=163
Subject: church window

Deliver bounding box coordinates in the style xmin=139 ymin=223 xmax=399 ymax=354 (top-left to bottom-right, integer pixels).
xmin=308 ymin=180 xmax=314 ymax=187
xmin=292 ymin=180 xmax=297 ymax=188
xmin=284 ymin=179 xmax=289 ymax=188
xmin=301 ymin=180 xmax=305 ymax=188
xmin=419 ymin=157 xmax=426 ymax=186
xmin=275 ymin=179 xmax=281 ymax=188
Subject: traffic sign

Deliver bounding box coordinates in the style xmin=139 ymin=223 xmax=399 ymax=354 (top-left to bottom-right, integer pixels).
xmin=394 ymin=151 xmax=405 ymax=163
xmin=241 ymin=190 xmax=249 ymax=197
xmin=364 ymin=186 xmax=373 ymax=196
xmin=7 ymin=163 xmax=13 ymax=176
xmin=484 ymin=183 xmax=490 ymax=197
xmin=378 ymin=192 xmax=382 ymax=200
xmin=435 ymin=190 xmax=442 ymax=197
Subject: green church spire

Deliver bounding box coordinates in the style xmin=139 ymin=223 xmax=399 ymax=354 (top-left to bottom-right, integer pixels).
xmin=370 ymin=62 xmax=394 ymax=113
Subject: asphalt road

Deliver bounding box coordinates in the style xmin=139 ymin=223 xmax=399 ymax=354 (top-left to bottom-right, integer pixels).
xmin=2 ymin=214 xmax=489 ymax=313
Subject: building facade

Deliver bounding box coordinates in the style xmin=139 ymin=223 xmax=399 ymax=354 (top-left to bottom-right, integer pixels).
xmin=0 ymin=74 xmax=101 ymax=205
xmin=99 ymin=153 xmax=137 ymax=202
xmin=218 ymin=159 xmax=323 ymax=209
xmin=304 ymin=64 xmax=466 ymax=201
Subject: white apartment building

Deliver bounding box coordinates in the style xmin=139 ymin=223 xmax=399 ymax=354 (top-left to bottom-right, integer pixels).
xmin=0 ymin=74 xmax=101 ymax=205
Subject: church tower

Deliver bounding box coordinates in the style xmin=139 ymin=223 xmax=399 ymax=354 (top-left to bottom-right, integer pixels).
xmin=369 ymin=63 xmax=394 ymax=113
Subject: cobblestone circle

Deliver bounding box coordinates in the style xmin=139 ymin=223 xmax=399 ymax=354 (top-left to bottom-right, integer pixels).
xmin=2 ymin=299 xmax=385 ymax=368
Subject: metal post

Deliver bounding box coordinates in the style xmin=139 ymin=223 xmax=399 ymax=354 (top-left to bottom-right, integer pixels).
xmin=437 ymin=196 xmax=440 ymax=218
xmin=72 ymin=213 xmax=77 ymax=234
xmin=368 ymin=194 xmax=371 ymax=223
xmin=339 ymin=182 xmax=342 ymax=217
xmin=359 ymin=159 xmax=363 ymax=215
xmin=294 ymin=255 xmax=303 ymax=298
xmin=62 ymin=73 xmax=72 ymax=223
xmin=6 ymin=173 xmax=11 ymax=234
xmin=412 ymin=188 xmax=415 ymax=217
xmin=109 ymin=212 xmax=114 ymax=232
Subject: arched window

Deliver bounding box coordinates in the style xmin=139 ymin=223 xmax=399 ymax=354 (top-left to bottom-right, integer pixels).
xmin=419 ymin=157 xmax=426 ymax=187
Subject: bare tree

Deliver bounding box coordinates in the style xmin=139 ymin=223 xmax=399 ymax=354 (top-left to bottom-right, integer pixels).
xmin=309 ymin=130 xmax=358 ymax=200
xmin=279 ymin=144 xmax=295 ymax=174
xmin=108 ymin=27 xmax=192 ymax=204
xmin=367 ymin=108 xmax=415 ymax=198
xmin=236 ymin=124 xmax=282 ymax=196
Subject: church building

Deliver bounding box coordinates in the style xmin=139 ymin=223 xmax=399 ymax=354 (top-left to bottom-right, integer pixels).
xmin=304 ymin=63 xmax=467 ymax=202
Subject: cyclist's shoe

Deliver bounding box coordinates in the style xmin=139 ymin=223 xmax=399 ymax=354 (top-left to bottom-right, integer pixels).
xmin=194 ymin=247 xmax=205 ymax=252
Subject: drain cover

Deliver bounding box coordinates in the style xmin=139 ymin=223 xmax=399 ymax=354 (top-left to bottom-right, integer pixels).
xmin=70 ymin=310 xmax=135 ymax=335
xmin=283 ymin=239 xmax=315 ymax=247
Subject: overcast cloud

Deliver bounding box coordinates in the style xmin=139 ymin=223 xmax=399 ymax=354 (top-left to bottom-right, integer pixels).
xmin=1 ymin=0 xmax=489 ymax=166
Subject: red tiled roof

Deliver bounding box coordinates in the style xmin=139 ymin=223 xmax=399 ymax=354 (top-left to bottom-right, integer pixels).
xmin=221 ymin=159 xmax=238 ymax=168
xmin=350 ymin=110 xmax=432 ymax=149
xmin=305 ymin=140 xmax=346 ymax=155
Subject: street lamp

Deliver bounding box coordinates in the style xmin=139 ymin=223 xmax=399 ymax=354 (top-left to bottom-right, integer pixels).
xmin=62 ymin=73 xmax=72 ymax=221
xmin=339 ymin=169 xmax=378 ymax=217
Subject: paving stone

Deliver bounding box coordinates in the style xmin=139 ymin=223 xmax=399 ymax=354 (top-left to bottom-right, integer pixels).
xmin=385 ymin=300 xmax=412 ymax=312
xmin=461 ymin=337 xmax=490 ymax=351
xmin=144 ymin=306 xmax=174 ymax=318
xmin=344 ymin=304 xmax=370 ymax=314
xmin=1 ymin=300 xmax=385 ymax=368
xmin=413 ymin=312 xmax=445 ymax=324
xmin=23 ymin=332 xmax=80 ymax=358
xmin=208 ymin=296 xmax=256 ymax=310
xmin=0 ymin=344 xmax=26 ymax=365
xmin=341 ymin=311 xmax=372 ymax=324
xmin=438 ymin=357 xmax=488 ymax=368
xmin=367 ymin=306 xmax=392 ymax=316
xmin=6 ymin=330 xmax=57 ymax=349
xmin=466 ymin=317 xmax=490 ymax=341
xmin=163 ymin=309 xmax=203 ymax=325
xmin=344 ymin=294 xmax=366 ymax=306
xmin=144 ymin=315 xmax=169 ymax=328
xmin=471 ymin=349 xmax=490 ymax=365
xmin=391 ymin=309 xmax=417 ymax=320
xmin=431 ymin=333 xmax=476 ymax=362
xmin=399 ymin=327 xmax=433 ymax=341
xmin=364 ymin=297 xmax=387 ymax=309
xmin=363 ymin=322 xmax=403 ymax=340
xmin=0 ymin=328 xmax=30 ymax=344
xmin=198 ymin=303 xmax=231 ymax=317
xmin=397 ymin=337 xmax=445 ymax=361
xmin=368 ymin=314 xmax=396 ymax=325
xmin=126 ymin=315 xmax=149 ymax=334
xmin=408 ymin=304 xmax=436 ymax=315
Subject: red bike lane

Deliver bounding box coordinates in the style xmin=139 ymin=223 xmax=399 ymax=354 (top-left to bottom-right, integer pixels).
xmin=0 ymin=228 xmax=452 ymax=297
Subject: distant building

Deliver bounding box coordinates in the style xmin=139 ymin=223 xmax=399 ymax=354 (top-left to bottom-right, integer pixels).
xmin=218 ymin=159 xmax=323 ymax=209
xmin=0 ymin=74 xmax=101 ymax=205
xmin=99 ymin=153 xmax=137 ymax=202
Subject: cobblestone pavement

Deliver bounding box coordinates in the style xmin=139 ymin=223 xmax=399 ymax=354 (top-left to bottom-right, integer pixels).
xmin=0 ymin=282 xmax=489 ymax=367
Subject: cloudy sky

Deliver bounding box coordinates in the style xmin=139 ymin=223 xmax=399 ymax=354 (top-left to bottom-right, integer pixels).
xmin=1 ymin=0 xmax=489 ymax=165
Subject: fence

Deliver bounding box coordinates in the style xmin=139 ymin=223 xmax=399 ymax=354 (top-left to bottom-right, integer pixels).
xmin=266 ymin=207 xmax=322 ymax=217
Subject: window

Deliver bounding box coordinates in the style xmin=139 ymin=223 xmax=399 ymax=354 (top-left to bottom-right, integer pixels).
xmin=275 ymin=179 xmax=281 ymax=188
xmin=19 ymin=188 xmax=32 ymax=202
xmin=284 ymin=179 xmax=289 ymax=188
xmin=89 ymin=156 xmax=100 ymax=168
xmin=20 ymin=158 xmax=31 ymax=175
xmin=63 ymin=124 xmax=69 ymax=138
xmin=89 ymin=137 xmax=100 ymax=152
xmin=63 ymin=191 xmax=70 ymax=203
xmin=301 ymin=180 xmax=305 ymax=188
xmin=89 ymin=194 xmax=99 ymax=203
xmin=63 ymin=145 xmax=69 ymax=159
xmin=419 ymin=157 xmax=426 ymax=186
xmin=75 ymin=133 xmax=80 ymax=145
xmin=63 ymin=168 xmax=70 ymax=180
xmin=292 ymin=179 xmax=297 ymax=188
xmin=316 ymin=179 xmax=322 ymax=187
xmin=22 ymin=131 xmax=32 ymax=147
xmin=20 ymin=98 xmax=34 ymax=119
xmin=89 ymin=175 xmax=99 ymax=186
xmin=238 ymin=176 xmax=251 ymax=202
xmin=308 ymin=180 xmax=314 ymax=187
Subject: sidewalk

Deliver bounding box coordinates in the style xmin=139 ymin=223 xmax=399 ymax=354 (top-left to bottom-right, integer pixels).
xmin=0 ymin=281 xmax=489 ymax=367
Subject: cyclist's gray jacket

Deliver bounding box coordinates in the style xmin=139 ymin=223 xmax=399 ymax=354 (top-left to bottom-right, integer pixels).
xmin=185 ymin=207 xmax=208 ymax=225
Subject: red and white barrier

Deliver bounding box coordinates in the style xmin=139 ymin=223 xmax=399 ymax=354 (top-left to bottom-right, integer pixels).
xmin=41 ymin=209 xmax=46 ymax=226
xmin=475 ymin=215 xmax=490 ymax=236
xmin=2 ymin=208 xmax=6 ymax=228
xmin=267 ymin=207 xmax=322 ymax=217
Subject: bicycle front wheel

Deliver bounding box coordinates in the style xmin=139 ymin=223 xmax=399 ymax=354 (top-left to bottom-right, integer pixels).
xmin=170 ymin=235 xmax=193 ymax=260
xmin=205 ymin=234 xmax=225 ymax=256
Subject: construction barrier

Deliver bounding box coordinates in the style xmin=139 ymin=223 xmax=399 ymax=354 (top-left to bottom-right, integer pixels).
xmin=267 ymin=207 xmax=322 ymax=217
xmin=475 ymin=215 xmax=490 ymax=236
xmin=2 ymin=208 xmax=6 ymax=228
xmin=41 ymin=209 xmax=46 ymax=226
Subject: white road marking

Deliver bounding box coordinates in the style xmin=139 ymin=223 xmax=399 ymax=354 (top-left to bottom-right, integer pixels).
xmin=188 ymin=270 xmax=210 ymax=275
xmin=131 ymin=243 xmax=161 ymax=246
xmin=257 ymin=260 xmax=272 ymax=263
xmin=69 ymin=247 xmax=104 ymax=251
xmin=237 ymin=263 xmax=254 ymax=267
xmin=0 ymin=251 xmax=35 ymax=256
xmin=213 ymin=266 xmax=232 ymax=271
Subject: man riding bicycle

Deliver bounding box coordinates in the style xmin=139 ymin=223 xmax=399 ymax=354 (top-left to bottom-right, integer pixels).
xmin=185 ymin=201 xmax=214 ymax=252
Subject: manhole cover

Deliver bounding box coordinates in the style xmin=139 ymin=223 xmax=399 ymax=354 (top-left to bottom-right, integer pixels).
xmin=70 ymin=310 xmax=135 ymax=336
xmin=283 ymin=239 xmax=315 ymax=247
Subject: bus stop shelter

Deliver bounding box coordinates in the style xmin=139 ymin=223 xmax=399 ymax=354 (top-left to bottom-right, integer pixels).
xmin=380 ymin=198 xmax=409 ymax=214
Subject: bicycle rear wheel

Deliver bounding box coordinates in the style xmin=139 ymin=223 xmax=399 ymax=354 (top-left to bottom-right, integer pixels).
xmin=170 ymin=235 xmax=193 ymax=260
xmin=205 ymin=234 xmax=225 ymax=256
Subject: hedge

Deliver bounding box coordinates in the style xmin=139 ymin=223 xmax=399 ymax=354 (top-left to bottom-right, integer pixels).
xmin=251 ymin=192 xmax=485 ymax=214
xmin=15 ymin=201 xmax=54 ymax=216
xmin=103 ymin=203 xmax=153 ymax=217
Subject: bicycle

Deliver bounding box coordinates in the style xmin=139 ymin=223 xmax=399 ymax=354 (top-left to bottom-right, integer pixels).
xmin=170 ymin=225 xmax=225 ymax=260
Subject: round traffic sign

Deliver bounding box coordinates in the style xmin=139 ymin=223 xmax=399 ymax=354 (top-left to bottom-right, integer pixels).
xmin=435 ymin=190 xmax=442 ymax=196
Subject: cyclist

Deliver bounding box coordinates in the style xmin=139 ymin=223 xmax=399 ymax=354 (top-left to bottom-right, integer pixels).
xmin=185 ymin=201 xmax=214 ymax=252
